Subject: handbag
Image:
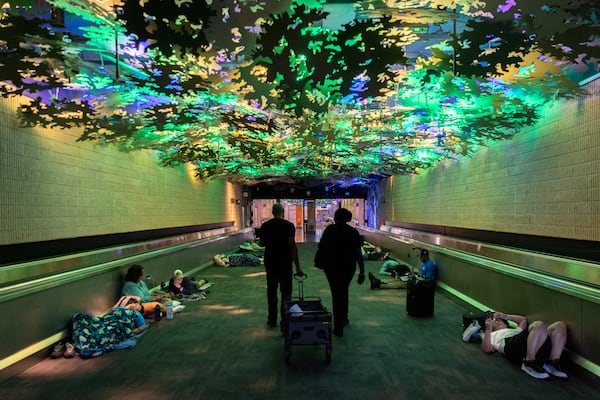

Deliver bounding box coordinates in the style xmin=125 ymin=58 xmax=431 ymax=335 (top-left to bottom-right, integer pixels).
xmin=314 ymin=246 xmax=329 ymax=270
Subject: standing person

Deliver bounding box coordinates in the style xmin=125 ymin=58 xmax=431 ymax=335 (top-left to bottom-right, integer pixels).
xmin=258 ymin=203 xmax=303 ymax=329
xmin=316 ymin=207 xmax=365 ymax=337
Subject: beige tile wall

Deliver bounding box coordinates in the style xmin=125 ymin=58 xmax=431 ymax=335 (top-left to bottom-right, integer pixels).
xmin=380 ymin=78 xmax=600 ymax=241
xmin=0 ymin=96 xmax=242 ymax=245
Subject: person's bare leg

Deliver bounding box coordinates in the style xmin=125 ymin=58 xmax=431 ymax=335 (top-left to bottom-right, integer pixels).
xmin=525 ymin=321 xmax=548 ymax=361
xmin=547 ymin=321 xmax=567 ymax=360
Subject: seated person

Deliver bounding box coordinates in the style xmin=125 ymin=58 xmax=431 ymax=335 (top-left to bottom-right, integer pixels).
xmin=213 ymin=253 xmax=263 ymax=267
xmin=482 ymin=311 xmax=568 ymax=379
xmin=168 ymin=269 xmax=195 ymax=296
xmin=369 ymin=249 xmax=436 ymax=289
xmin=121 ymin=264 xmax=152 ymax=302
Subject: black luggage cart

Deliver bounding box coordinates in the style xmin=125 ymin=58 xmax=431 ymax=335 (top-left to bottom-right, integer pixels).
xmin=283 ymin=274 xmax=332 ymax=364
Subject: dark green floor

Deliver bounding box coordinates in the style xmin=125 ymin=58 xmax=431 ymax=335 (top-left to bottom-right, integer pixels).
xmin=1 ymin=243 xmax=599 ymax=400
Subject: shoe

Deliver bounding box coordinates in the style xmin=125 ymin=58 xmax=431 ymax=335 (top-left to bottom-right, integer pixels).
xmin=521 ymin=360 xmax=550 ymax=379
xmin=63 ymin=342 xmax=75 ymax=358
xmin=368 ymin=272 xmax=381 ymax=289
xmin=543 ymin=360 xmax=568 ymax=378
xmin=267 ymin=319 xmax=277 ymax=328
xmin=462 ymin=320 xmax=481 ymax=342
xmin=333 ymin=328 xmax=344 ymax=337
xmin=173 ymin=305 xmax=186 ymax=313
xmin=50 ymin=342 xmax=65 ymax=359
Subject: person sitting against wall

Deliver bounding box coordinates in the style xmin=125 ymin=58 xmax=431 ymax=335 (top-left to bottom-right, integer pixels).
xmin=368 ymin=249 xmax=436 ymax=289
xmin=122 ymin=264 xmax=153 ymax=302
xmin=481 ymin=311 xmax=568 ymax=379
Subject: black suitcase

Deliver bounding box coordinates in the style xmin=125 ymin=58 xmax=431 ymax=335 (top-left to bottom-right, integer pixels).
xmin=406 ymin=278 xmax=436 ymax=317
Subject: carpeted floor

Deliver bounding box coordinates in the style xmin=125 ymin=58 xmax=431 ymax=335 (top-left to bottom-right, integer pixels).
xmin=0 ymin=242 xmax=598 ymax=400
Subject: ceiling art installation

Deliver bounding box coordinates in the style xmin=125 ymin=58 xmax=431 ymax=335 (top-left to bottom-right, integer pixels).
xmin=0 ymin=0 xmax=598 ymax=189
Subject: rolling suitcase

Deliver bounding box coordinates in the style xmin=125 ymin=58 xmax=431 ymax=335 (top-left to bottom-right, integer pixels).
xmin=406 ymin=278 xmax=436 ymax=317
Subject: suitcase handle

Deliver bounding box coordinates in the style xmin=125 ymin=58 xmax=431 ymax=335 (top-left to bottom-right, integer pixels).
xmin=294 ymin=273 xmax=307 ymax=282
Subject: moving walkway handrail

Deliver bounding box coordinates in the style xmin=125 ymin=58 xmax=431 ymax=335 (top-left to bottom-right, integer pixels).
xmin=362 ymin=226 xmax=600 ymax=305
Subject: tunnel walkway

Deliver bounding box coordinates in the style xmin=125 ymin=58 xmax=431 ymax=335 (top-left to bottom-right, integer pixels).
xmin=0 ymin=243 xmax=598 ymax=400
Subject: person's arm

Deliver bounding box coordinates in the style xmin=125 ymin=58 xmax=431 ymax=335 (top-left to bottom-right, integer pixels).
xmin=495 ymin=311 xmax=528 ymax=329
xmin=182 ymin=278 xmax=194 ymax=294
xmin=481 ymin=318 xmax=495 ymax=353
xmin=288 ymin=237 xmax=303 ymax=275
xmin=355 ymin=236 xmax=365 ymax=284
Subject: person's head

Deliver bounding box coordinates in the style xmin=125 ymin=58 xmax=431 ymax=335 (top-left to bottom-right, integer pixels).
xmin=173 ymin=269 xmax=184 ymax=284
xmin=126 ymin=302 xmax=144 ymax=313
xmin=125 ymin=264 xmax=144 ymax=282
xmin=419 ymin=249 xmax=429 ymax=262
xmin=487 ymin=316 xmax=509 ymax=332
xmin=272 ymin=203 xmax=284 ymax=218
xmin=333 ymin=208 xmax=352 ymax=224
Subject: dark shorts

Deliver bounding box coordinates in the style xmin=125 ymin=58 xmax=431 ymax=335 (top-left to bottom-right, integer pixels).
xmin=504 ymin=329 xmax=551 ymax=364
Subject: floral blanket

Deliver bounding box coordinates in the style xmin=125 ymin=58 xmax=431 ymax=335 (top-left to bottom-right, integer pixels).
xmin=72 ymin=308 xmax=147 ymax=359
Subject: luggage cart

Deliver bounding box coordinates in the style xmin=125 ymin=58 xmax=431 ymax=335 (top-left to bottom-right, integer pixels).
xmin=283 ymin=274 xmax=332 ymax=364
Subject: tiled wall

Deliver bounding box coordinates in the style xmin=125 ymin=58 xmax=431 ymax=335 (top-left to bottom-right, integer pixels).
xmin=0 ymin=96 xmax=243 ymax=245
xmin=380 ymin=77 xmax=600 ymax=241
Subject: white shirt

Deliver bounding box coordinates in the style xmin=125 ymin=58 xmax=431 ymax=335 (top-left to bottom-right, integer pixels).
xmin=489 ymin=327 xmax=523 ymax=354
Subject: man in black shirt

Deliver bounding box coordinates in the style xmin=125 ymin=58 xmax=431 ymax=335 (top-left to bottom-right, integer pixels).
xmin=258 ymin=203 xmax=303 ymax=328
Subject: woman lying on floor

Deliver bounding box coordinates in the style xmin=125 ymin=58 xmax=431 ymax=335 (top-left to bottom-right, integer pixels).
xmin=213 ymin=253 xmax=263 ymax=267
xmin=72 ymin=307 xmax=148 ymax=358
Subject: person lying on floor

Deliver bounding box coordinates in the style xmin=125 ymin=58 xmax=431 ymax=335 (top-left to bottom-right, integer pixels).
xmin=72 ymin=307 xmax=148 ymax=358
xmin=114 ymin=295 xmax=167 ymax=318
xmin=481 ymin=311 xmax=568 ymax=380
xmin=213 ymin=253 xmax=263 ymax=267
xmin=239 ymin=240 xmax=265 ymax=252
xmin=368 ymin=249 xmax=436 ymax=289
xmin=378 ymin=259 xmax=411 ymax=277
xmin=361 ymin=242 xmax=391 ymax=261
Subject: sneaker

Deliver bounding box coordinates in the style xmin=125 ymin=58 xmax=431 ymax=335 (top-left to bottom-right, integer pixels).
xmin=368 ymin=272 xmax=381 ymax=289
xmin=50 ymin=342 xmax=65 ymax=359
xmin=521 ymin=360 xmax=550 ymax=379
xmin=173 ymin=305 xmax=186 ymax=313
xmin=462 ymin=320 xmax=481 ymax=342
xmin=63 ymin=342 xmax=75 ymax=358
xmin=543 ymin=360 xmax=568 ymax=378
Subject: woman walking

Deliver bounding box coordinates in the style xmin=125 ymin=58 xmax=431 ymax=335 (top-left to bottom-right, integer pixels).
xmin=316 ymin=207 xmax=365 ymax=337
